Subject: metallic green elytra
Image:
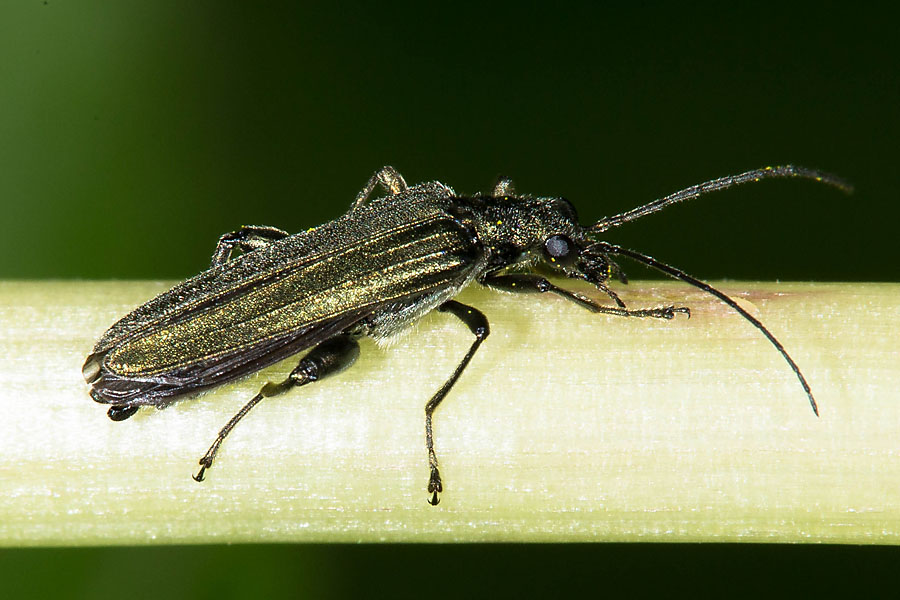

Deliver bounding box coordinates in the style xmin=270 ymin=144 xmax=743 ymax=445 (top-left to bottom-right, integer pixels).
xmin=84 ymin=165 xmax=851 ymax=505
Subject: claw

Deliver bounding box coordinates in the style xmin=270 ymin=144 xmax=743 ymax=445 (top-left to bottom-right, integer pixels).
xmin=427 ymin=468 xmax=443 ymax=506
xmin=192 ymin=461 xmax=209 ymax=482
xmin=665 ymin=305 xmax=691 ymax=319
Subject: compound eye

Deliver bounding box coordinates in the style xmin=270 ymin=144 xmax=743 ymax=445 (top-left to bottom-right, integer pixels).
xmin=543 ymin=234 xmax=575 ymax=266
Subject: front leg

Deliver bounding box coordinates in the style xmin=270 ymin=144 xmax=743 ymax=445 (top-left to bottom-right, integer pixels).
xmin=210 ymin=225 xmax=289 ymax=267
xmin=482 ymin=273 xmax=690 ymax=319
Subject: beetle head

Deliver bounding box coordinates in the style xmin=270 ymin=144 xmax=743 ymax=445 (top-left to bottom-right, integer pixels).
xmin=471 ymin=191 xmax=628 ymax=301
xmin=534 ymin=228 xmax=629 ymax=305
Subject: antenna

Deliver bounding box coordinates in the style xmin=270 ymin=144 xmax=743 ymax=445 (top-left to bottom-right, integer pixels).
xmin=593 ymin=165 xmax=852 ymax=233
xmin=593 ymin=241 xmax=819 ymax=416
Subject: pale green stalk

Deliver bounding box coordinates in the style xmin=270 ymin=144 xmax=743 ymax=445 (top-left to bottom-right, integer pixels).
xmin=1 ymin=281 xmax=898 ymax=546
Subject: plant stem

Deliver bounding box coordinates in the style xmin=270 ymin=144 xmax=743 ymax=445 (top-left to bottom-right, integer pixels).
xmin=1 ymin=281 xmax=898 ymax=546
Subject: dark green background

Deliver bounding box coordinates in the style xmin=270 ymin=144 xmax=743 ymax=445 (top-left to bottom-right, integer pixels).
xmin=2 ymin=2 xmax=896 ymax=282
xmin=2 ymin=1 xmax=897 ymax=596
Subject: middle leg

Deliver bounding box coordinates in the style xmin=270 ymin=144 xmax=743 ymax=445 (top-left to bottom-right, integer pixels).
xmin=424 ymin=300 xmax=490 ymax=506
xmin=210 ymin=225 xmax=289 ymax=267
xmin=352 ymin=166 xmax=408 ymax=209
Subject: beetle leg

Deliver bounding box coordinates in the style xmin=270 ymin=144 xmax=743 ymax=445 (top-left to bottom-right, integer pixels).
xmin=482 ymin=274 xmax=691 ymax=320
xmin=107 ymin=405 xmax=139 ymax=421
xmin=210 ymin=225 xmax=289 ymax=267
xmin=425 ymin=300 xmax=490 ymax=506
xmin=352 ymin=166 xmax=408 ymax=209
xmin=492 ymin=175 xmax=515 ymax=197
xmin=192 ymin=335 xmax=360 ymax=482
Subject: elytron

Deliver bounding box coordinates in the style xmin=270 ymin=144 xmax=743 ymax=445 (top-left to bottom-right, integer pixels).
xmin=84 ymin=165 xmax=849 ymax=504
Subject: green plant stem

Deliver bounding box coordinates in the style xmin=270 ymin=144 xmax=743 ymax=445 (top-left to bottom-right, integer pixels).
xmin=1 ymin=281 xmax=898 ymax=546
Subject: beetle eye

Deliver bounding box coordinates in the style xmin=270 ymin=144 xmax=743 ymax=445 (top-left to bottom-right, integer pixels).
xmin=543 ymin=234 xmax=574 ymax=265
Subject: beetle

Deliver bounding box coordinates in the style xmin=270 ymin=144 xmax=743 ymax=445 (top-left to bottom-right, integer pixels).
xmin=83 ymin=164 xmax=850 ymax=505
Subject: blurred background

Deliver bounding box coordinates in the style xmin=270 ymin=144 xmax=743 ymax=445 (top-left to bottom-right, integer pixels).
xmin=1 ymin=2 xmax=895 ymax=282
xmin=2 ymin=1 xmax=897 ymax=596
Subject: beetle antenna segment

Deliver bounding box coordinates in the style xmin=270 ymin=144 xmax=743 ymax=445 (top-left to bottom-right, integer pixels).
xmin=592 ymin=165 xmax=853 ymax=233
xmin=593 ymin=241 xmax=819 ymax=416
